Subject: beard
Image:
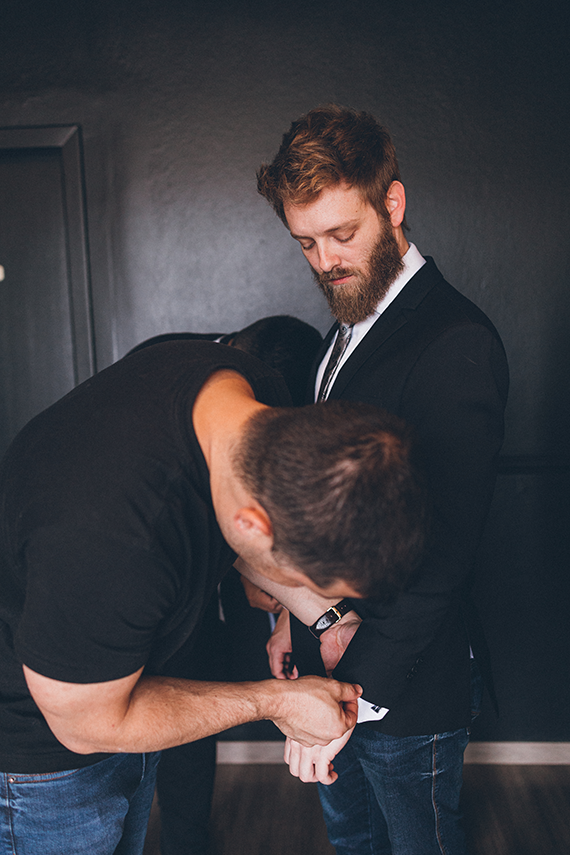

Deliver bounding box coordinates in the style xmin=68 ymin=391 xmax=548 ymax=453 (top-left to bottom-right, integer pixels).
xmin=312 ymin=217 xmax=404 ymax=325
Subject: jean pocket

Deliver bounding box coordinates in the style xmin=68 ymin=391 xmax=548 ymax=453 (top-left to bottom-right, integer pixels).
xmin=6 ymin=767 xmax=81 ymax=784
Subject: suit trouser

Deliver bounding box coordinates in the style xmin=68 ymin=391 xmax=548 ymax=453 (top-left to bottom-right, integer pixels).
xmin=157 ymin=738 xmax=217 ymax=855
xmin=318 ymin=663 xmax=482 ymax=855
xmin=156 ymin=573 xmax=274 ymax=855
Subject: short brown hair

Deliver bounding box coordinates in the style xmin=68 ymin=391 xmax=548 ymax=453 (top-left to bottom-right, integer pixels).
xmin=257 ymin=104 xmax=404 ymax=226
xmin=234 ymin=401 xmax=427 ymax=601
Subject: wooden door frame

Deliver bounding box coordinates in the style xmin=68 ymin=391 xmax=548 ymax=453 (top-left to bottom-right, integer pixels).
xmin=0 ymin=124 xmax=96 ymax=381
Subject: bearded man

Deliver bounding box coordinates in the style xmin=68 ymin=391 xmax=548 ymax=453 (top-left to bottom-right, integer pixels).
xmin=256 ymin=105 xmax=509 ymax=855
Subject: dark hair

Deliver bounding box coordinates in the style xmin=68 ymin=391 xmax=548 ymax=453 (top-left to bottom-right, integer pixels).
xmin=235 ymin=400 xmax=428 ymax=600
xmin=257 ymin=104 xmax=408 ymax=228
xmin=232 ymin=315 xmax=322 ymax=406
xmin=126 ymin=316 xmax=322 ymax=407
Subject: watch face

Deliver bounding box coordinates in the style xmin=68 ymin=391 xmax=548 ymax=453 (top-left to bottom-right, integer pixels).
xmin=316 ymin=611 xmax=335 ymax=631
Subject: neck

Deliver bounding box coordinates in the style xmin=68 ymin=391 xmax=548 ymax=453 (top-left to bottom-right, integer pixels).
xmin=193 ymin=369 xmax=266 ymax=511
xmin=394 ymin=225 xmax=409 ymax=257
xmin=193 ymin=369 xmax=265 ymax=464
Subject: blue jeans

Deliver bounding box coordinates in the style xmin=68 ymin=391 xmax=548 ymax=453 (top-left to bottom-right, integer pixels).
xmin=0 ymin=751 xmax=160 ymax=855
xmin=318 ymin=665 xmax=482 ymax=855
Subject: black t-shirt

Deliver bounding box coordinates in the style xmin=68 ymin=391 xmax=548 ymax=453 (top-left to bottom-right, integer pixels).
xmin=0 ymin=341 xmax=290 ymax=772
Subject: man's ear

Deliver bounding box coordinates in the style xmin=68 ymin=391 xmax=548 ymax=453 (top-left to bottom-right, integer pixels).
xmin=385 ymin=181 xmax=406 ymax=229
xmin=233 ymin=505 xmax=274 ymax=540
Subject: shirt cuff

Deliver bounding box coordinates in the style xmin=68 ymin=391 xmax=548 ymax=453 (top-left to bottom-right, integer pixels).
xmin=357 ymin=697 xmax=389 ymax=723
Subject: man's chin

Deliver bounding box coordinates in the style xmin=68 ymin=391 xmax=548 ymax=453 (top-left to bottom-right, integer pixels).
xmin=332 ymin=307 xmax=377 ymax=325
xmin=314 ymin=270 xmax=390 ymax=324
xmin=323 ymin=286 xmax=384 ymax=325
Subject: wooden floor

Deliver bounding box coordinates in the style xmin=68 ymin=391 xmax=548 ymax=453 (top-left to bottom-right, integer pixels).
xmin=461 ymin=765 xmax=570 ymax=854
xmin=144 ymin=763 xmax=570 ymax=854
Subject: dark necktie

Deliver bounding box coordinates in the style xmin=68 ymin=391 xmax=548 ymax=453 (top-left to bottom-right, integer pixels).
xmin=317 ymin=323 xmax=353 ymax=401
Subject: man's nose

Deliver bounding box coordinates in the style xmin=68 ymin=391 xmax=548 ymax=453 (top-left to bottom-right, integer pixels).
xmin=316 ymin=243 xmax=341 ymax=273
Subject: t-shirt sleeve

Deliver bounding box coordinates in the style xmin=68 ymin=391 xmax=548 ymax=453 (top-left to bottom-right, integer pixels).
xmin=15 ymin=525 xmax=178 ymax=683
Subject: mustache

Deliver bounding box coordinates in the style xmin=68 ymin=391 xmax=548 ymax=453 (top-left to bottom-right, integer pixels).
xmin=317 ymin=267 xmax=354 ymax=285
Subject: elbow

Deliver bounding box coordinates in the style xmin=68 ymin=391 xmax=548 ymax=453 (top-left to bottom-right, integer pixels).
xmin=41 ymin=713 xmax=127 ymax=755
xmin=60 ymin=739 xmax=100 ymax=756
xmin=47 ymin=723 xmax=110 ymax=755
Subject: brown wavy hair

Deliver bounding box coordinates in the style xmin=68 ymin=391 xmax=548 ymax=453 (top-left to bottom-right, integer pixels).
xmin=257 ymin=104 xmax=406 ymax=227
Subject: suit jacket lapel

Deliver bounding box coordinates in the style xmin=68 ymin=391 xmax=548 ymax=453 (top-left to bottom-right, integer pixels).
xmin=325 ymin=257 xmax=442 ymax=400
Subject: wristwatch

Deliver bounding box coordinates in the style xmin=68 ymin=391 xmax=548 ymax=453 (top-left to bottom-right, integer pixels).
xmin=309 ymin=599 xmax=352 ymax=638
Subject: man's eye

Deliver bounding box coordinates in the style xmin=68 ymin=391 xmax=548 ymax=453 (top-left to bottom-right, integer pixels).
xmin=300 ymin=242 xmax=315 ymax=251
xmin=337 ymin=233 xmax=355 ymax=244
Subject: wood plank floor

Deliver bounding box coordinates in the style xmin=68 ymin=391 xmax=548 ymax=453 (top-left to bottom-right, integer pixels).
xmin=144 ymin=763 xmax=570 ymax=854
xmin=461 ymin=765 xmax=570 ymax=854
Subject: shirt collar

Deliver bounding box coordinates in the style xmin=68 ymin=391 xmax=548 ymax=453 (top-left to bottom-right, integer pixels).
xmin=348 ymin=243 xmax=426 ymax=346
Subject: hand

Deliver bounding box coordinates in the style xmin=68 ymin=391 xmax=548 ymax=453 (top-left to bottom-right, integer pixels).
xmin=269 ymin=675 xmax=361 ymax=747
xmin=239 ymin=574 xmax=282 ymax=614
xmin=267 ymin=609 xmax=298 ymax=679
xmin=284 ymin=727 xmax=355 ymax=785
xmin=319 ymin=616 xmax=362 ymax=676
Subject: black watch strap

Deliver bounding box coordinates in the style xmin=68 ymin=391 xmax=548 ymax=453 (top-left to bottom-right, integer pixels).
xmin=309 ymin=599 xmax=352 ymax=638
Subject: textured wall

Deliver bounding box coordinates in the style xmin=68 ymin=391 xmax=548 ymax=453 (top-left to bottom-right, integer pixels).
xmin=1 ymin=0 xmax=568 ymax=739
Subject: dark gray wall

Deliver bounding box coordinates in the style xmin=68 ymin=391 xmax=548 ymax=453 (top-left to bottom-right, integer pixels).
xmin=1 ymin=0 xmax=568 ymax=740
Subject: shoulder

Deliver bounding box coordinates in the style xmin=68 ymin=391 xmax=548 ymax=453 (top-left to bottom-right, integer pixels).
xmin=409 ymin=258 xmax=503 ymax=343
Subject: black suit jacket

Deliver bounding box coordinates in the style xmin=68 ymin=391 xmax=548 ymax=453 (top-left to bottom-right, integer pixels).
xmin=292 ymin=257 xmax=509 ymax=736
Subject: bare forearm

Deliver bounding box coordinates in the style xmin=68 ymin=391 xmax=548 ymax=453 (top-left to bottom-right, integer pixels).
xmin=82 ymin=676 xmax=276 ymax=754
xmin=24 ymin=664 xmax=361 ymax=756
xmin=27 ymin=672 xmax=262 ymax=755
xmin=115 ymin=676 xmax=359 ymax=753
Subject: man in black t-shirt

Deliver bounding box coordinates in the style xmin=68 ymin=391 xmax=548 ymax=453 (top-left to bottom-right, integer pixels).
xmin=128 ymin=314 xmax=324 ymax=855
xmin=0 ymin=341 xmax=426 ymax=855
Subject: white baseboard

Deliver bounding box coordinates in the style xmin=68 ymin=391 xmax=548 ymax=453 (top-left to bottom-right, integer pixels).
xmin=217 ymin=741 xmax=285 ymax=765
xmin=216 ymin=740 xmax=570 ymax=766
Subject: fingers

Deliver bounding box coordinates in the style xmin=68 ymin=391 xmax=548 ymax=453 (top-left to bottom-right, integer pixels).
xmin=314 ymin=753 xmax=338 ymax=785
xmin=287 ymin=661 xmax=299 ymax=680
xmin=266 ymin=637 xmax=283 ymax=678
xmin=284 ymin=738 xmax=338 ymax=785
xmin=270 ymin=676 xmax=361 ymax=747
xmin=266 ymin=609 xmax=294 ymax=679
xmin=337 ymin=681 xmax=363 ymax=703
xmin=342 ymin=700 xmax=359 ymax=730
xmin=282 ymin=652 xmax=299 ymax=680
xmin=266 ymin=639 xmax=291 ymax=679
xmin=285 ymin=738 xmax=317 ymax=783
xmin=339 ymin=689 xmax=361 ymax=730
